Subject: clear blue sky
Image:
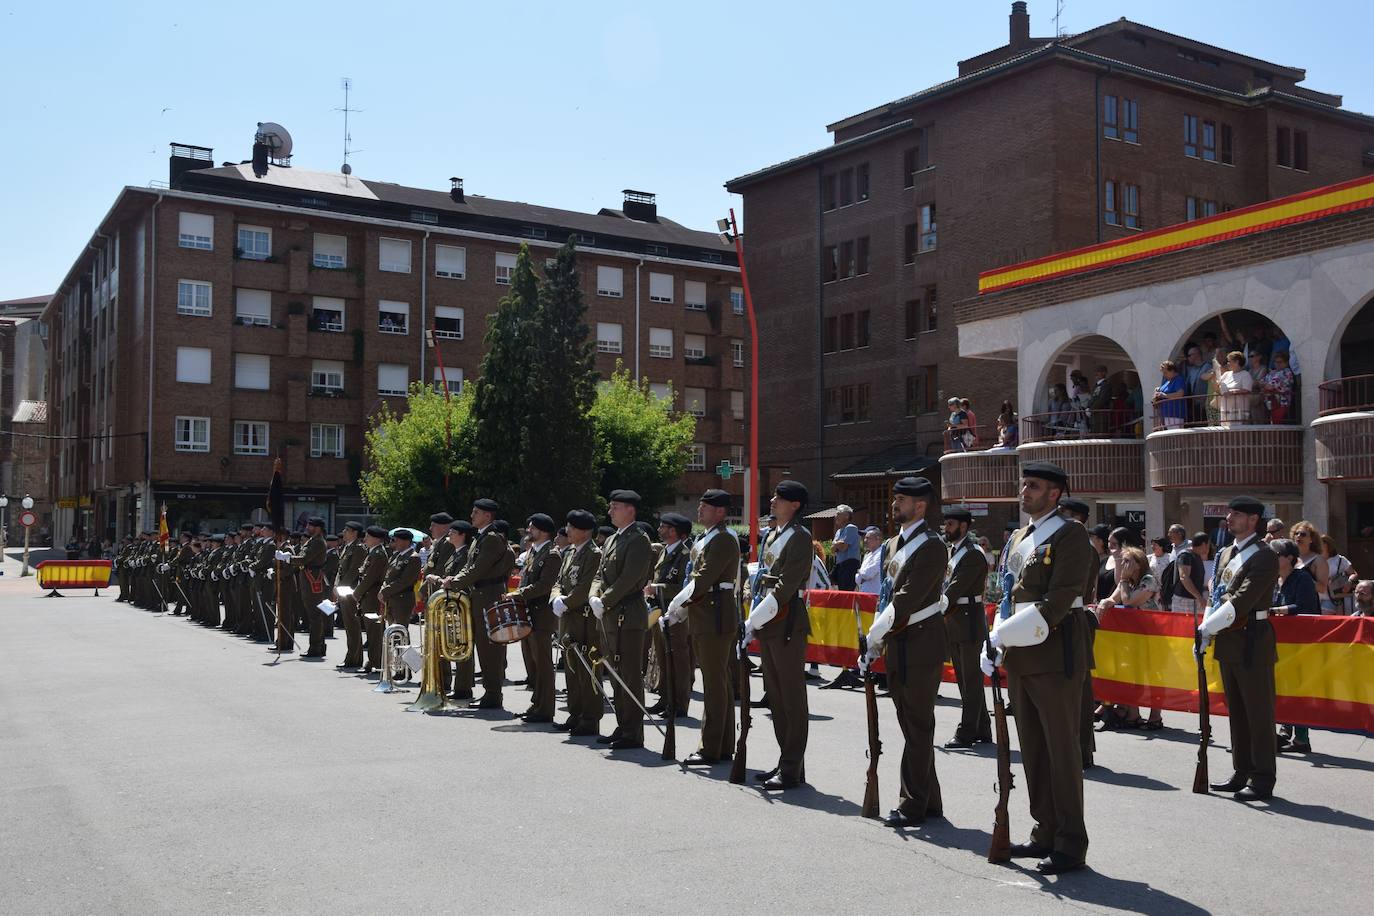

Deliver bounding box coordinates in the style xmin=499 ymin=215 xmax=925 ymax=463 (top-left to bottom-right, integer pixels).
xmin=2 ymin=0 xmax=1370 ymax=299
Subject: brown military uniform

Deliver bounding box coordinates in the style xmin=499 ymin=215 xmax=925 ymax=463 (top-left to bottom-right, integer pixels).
xmin=450 ymin=527 xmax=517 ymax=704
xmin=683 ymin=523 xmax=741 ymax=759
xmin=335 ymin=536 xmax=367 ymax=667
xmin=437 ymin=541 xmax=470 ymax=694
xmin=355 ymin=543 xmax=389 ymax=669
xmin=943 ymin=534 xmax=991 ymax=743
xmin=649 ymin=539 xmax=693 ymax=714
xmin=754 ymin=520 xmax=814 ymax=783
xmin=554 ymin=539 xmax=603 ymax=729
xmin=513 ymin=540 xmax=560 ymax=719
xmin=288 ymin=533 xmax=330 ymax=655
xmin=379 ymin=546 xmax=421 ymax=626
xmin=592 ymin=524 xmax=654 ymax=744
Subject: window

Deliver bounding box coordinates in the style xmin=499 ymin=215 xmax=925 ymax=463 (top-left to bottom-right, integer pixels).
xmin=684 ymin=280 xmax=707 ymax=310
xmin=1103 ymin=95 xmax=1118 ymax=139
xmin=1202 ymin=120 xmax=1217 ymax=162
xmin=905 ymin=375 xmax=921 ymax=416
xmin=177 ymin=280 xmax=212 ymax=316
xmin=379 ymin=238 xmax=412 ymax=273
xmin=434 ymin=245 xmax=466 ymax=279
xmin=840 ymin=240 xmax=855 ymax=279
xmin=821 ymin=174 xmax=837 ymax=211
xmin=839 ymin=168 xmax=854 ymax=207
xmin=730 ymin=390 xmax=744 ymax=419
xmin=237 ymin=225 xmax=271 ymax=260
xmin=1123 ymin=183 xmax=1140 ymax=230
xmin=176 ymin=347 xmax=211 ymax=384
xmin=234 ymin=353 xmax=270 ymax=390
xmin=1293 ymin=129 xmax=1308 ymax=171
xmin=1220 ymin=124 xmax=1234 ymax=165
xmin=856 ymin=163 xmax=870 ymax=202
xmin=178 ymin=212 xmax=213 ymax=250
xmin=1186 ymin=197 xmax=1219 ymax=221
xmin=378 ymin=363 xmax=409 ymax=397
xmin=839 ymin=313 xmax=855 ymax=351
xmin=824 ymin=315 xmax=838 ymax=353
xmin=904 ymin=224 xmax=917 ymax=263
xmin=1276 ymin=126 xmax=1292 ymax=167
xmin=235 ymin=289 xmax=271 ymax=326
xmin=920 ymin=365 xmax=939 ymax=413
xmin=311 ymin=296 xmax=345 ymax=332
xmin=378 ymin=300 xmax=408 ymax=335
xmin=1183 ymin=114 xmax=1199 ymax=158
xmin=683 ymin=334 xmax=707 ymax=360
xmin=825 ymin=384 xmax=870 ymax=424
xmin=855 ymin=237 xmax=870 ymax=275
xmin=856 ymin=310 xmax=870 ymax=348
xmin=730 ymin=287 xmax=744 ymax=315
xmin=919 ymin=204 xmax=937 ymax=251
xmin=1122 ymin=99 xmax=1138 ymax=143
xmin=684 ymin=388 xmax=707 ymax=417
xmin=902 ymin=133 xmax=929 ymax=187
xmin=175 ymin=416 xmax=210 ymax=452
xmin=433 ymin=305 xmax=464 ymax=340
xmin=233 ymin=421 xmax=269 ymax=456
xmin=597 ymin=265 xmax=624 ymax=298
xmin=646 ymin=244 xmax=669 ymax=257
xmin=687 ymin=443 xmax=707 ymax=471
xmin=411 ymin=210 xmax=439 ymax=225
xmin=1104 ymin=180 xmax=1120 ymax=226
xmin=310 ymin=423 xmax=344 ymax=458
xmin=731 ymin=338 xmax=744 ymax=368
xmin=311 ymin=359 xmax=344 ymax=393
xmin=433 ymin=366 xmax=463 ymax=395
xmin=596 ymin=322 xmax=623 ymax=354
xmin=649 ymin=272 xmax=673 ymax=303
xmin=313 ymin=234 xmax=346 ymax=269
xmin=823 ymin=245 xmax=839 ymax=282
xmin=494 ymin=251 xmax=517 ymax=285
xmin=730 ymin=444 xmax=744 ymax=469
xmin=649 ymin=327 xmax=673 ymax=359
xmin=649 ymin=382 xmax=672 ymax=402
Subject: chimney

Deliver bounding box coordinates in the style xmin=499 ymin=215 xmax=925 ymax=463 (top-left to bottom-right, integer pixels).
xmin=1009 ymin=1 xmax=1030 ymax=48
xmin=622 ymin=189 xmax=657 ymax=223
xmin=168 ymin=142 xmax=213 ymax=187
xmin=450 ymin=177 xmax=464 ymax=203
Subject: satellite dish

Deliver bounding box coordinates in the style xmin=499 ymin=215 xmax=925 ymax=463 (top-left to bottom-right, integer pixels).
xmin=255 ymin=122 xmax=293 ymax=160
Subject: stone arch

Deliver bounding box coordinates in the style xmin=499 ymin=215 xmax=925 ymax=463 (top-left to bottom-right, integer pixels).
xmin=1024 ymin=334 xmax=1145 ymax=438
xmin=1326 ymin=290 xmax=1374 ymax=381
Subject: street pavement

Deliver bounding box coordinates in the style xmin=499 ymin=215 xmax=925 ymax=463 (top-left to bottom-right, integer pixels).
xmin=2 ymin=579 xmax=1370 ymax=915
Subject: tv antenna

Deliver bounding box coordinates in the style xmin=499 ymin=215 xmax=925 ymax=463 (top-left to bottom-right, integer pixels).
xmin=336 ymin=77 xmax=362 ymax=183
xmin=1055 ymin=0 xmax=1066 ymax=39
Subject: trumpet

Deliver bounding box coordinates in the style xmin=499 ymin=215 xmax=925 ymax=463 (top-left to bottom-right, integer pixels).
xmin=407 ymin=587 xmax=473 ymax=713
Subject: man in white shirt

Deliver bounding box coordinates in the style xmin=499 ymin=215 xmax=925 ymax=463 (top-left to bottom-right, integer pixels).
xmin=854 ymin=527 xmax=884 ymax=595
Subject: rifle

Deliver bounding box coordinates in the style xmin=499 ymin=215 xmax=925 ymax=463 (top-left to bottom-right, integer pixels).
xmin=728 ymin=620 xmax=751 ymax=784
xmin=855 ymin=601 xmax=881 ymax=819
xmin=657 ymin=586 xmax=678 ymax=761
xmin=987 ymin=637 xmax=1013 ymax=863
xmin=1193 ymin=633 xmax=1210 ymax=794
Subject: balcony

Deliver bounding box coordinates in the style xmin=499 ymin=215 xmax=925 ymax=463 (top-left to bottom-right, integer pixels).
xmin=939 ymin=427 xmax=1019 ymax=503
xmin=1145 ymin=395 xmax=1302 ymax=490
xmin=1313 ymin=375 xmax=1374 ymax=482
xmin=1017 ymin=413 xmax=1145 ymax=496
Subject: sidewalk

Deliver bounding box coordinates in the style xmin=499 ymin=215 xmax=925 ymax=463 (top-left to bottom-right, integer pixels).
xmin=0 ymin=546 xmax=67 ymax=582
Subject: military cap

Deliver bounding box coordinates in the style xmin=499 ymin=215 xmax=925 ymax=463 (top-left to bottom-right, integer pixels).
xmin=305 ymin=516 xmax=326 ymax=528
xmin=365 ymin=524 xmax=389 ymax=539
xmin=637 ymin=520 xmax=658 ymax=539
xmin=430 ymin=512 xmax=455 ymax=525
xmin=566 ymin=510 xmax=597 ymax=531
xmin=774 ymin=480 xmax=808 ymax=504
xmin=943 ymin=506 xmax=973 ymax=523
xmin=608 ymin=488 xmax=641 ymax=507
xmin=211 ymin=533 xmax=226 ymax=542
xmin=390 ymin=528 xmax=415 ymax=542
xmin=449 ymin=520 xmax=476 ymax=536
xmin=492 ymin=520 xmax=512 ymax=537
xmin=472 ymin=498 xmax=500 ymax=513
xmin=1089 ymin=524 xmax=1112 ymax=542
xmin=325 ymin=534 xmax=340 ymax=542
xmin=1022 ymin=460 xmax=1069 ymax=489
xmin=526 ymin=513 xmax=556 ymax=534
xmin=1228 ymin=495 xmax=1266 ymax=516
xmin=660 ymin=512 xmax=693 ymax=536
xmin=699 ymin=488 xmax=731 ymax=508
xmin=239 ymin=522 xmax=254 ymax=531
xmin=893 ymin=476 xmax=934 ymax=498
xmin=1058 ymin=497 xmax=1091 ymax=519
xmin=597 ymin=525 xmax=616 ymax=537
xmin=344 ymin=520 xmax=365 ymax=533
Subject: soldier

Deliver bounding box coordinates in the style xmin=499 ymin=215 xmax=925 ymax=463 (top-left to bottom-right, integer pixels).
xmin=743 ymin=480 xmax=815 ymax=790
xmin=322 ymin=533 xmax=341 ymax=639
xmin=251 ymin=525 xmax=283 ymax=645
xmin=1198 ymin=495 xmax=1281 ymax=801
xmin=167 ymin=532 xmax=193 ymax=615
xmin=552 ymin=510 xmax=603 ymax=735
xmin=981 ymin=461 xmax=1096 ymax=875
xmin=941 ymin=506 xmax=992 ymax=748
xmin=355 ymin=525 xmax=391 ymax=674
xmin=666 ymin=489 xmax=741 ymax=765
xmin=433 ymin=520 xmax=474 ymax=697
xmin=378 ymin=528 xmax=421 ymax=672
xmin=449 ymin=498 xmax=516 ymax=710
xmin=279 ymin=517 xmax=330 ymax=658
xmin=1058 ymin=496 xmax=1099 ymax=769
xmin=333 ymin=521 xmax=367 ymax=670
xmin=646 ymin=512 xmax=693 ymax=718
xmin=862 ymin=476 xmax=950 ymax=826
xmin=590 ymin=490 xmax=654 ymax=750
xmin=513 ymin=513 xmax=560 ymax=723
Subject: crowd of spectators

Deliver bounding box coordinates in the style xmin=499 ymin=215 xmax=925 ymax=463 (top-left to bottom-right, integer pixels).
xmin=1154 ymin=317 xmax=1300 ymax=428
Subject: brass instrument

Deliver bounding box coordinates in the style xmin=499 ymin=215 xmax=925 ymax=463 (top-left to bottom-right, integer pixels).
xmin=374 ymin=623 xmax=413 ymax=694
xmin=408 ymin=587 xmax=473 ymax=712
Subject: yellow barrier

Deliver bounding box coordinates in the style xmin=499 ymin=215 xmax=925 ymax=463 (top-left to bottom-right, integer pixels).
xmin=35 ymin=560 xmax=114 ymax=597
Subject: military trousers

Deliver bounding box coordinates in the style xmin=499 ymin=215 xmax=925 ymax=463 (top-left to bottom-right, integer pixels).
xmin=947 ymin=631 xmax=992 ymax=743
xmin=758 ymin=633 xmax=809 ymax=783
xmin=600 ymin=614 xmax=646 ymax=743
xmin=526 ymin=628 xmax=556 ymax=718
xmin=651 ymin=619 xmax=693 ymax=713
xmin=340 ymin=595 xmax=364 ymax=667
xmin=1009 ymin=668 xmax=1089 ymax=862
xmin=691 ymin=625 xmax=736 ymax=759
xmin=1220 ymin=658 xmax=1277 ymax=791
xmin=562 ymin=610 xmax=603 ymax=727
xmin=888 ymin=628 xmax=946 ymax=818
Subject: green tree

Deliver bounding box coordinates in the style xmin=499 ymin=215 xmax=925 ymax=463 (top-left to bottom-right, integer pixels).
xmin=522 ymin=237 xmax=600 ymax=517
xmin=359 ymin=383 xmax=476 ymax=525
xmin=589 ymin=366 xmax=696 ymax=513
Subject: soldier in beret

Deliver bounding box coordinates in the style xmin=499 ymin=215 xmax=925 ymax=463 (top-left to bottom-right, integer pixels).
xmin=356 ymin=525 xmax=391 ymax=673
xmin=334 ymin=521 xmax=368 ymax=670
xmin=646 ymin=511 xmax=693 ymax=718
xmin=590 ymin=489 xmax=654 ymax=749
xmin=511 ymin=513 xmax=560 ymax=723
xmin=280 ymin=517 xmax=330 ymax=658
xmin=942 ymin=505 xmax=992 ymax=749
xmin=553 ymin=509 xmax=604 ymax=735
xmin=449 ymin=498 xmax=517 ymax=709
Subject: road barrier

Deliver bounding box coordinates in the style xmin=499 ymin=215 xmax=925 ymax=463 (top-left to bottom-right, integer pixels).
xmin=35 ymin=559 xmax=113 ymax=597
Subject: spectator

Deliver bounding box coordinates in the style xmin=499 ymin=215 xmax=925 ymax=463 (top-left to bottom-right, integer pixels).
xmin=995 ymin=400 xmax=1018 ymax=448
xmin=829 ymin=505 xmax=860 ymax=590
xmin=1265 ymin=518 xmax=1286 ymax=542
xmin=1048 ymin=383 xmax=1074 ymax=435
xmin=1247 ymin=351 xmax=1270 ymax=421
xmin=1149 ymin=537 xmax=1172 ymax=581
xmin=1153 ymin=360 xmax=1187 ymax=428
xmin=1182 ymin=342 xmax=1208 ymax=423
xmin=1213 ymin=350 xmax=1253 ymax=426
xmin=854 ymin=526 xmax=884 ymax=595
xmin=1200 ymin=333 xmax=1223 ymax=422
xmin=946 ymin=397 xmax=971 ymax=451
xmin=1262 ymin=352 xmax=1296 ymax=423
xmin=1353 ymin=580 xmax=1373 ymax=616
xmin=1088 ymin=365 xmax=1111 ymax=433
xmin=1169 ymin=533 xmax=1208 ymax=618
xmin=1089 ymin=524 xmax=1114 ymax=599
xmin=1289 ymin=521 xmax=1330 ymax=604
xmin=1319 ymin=533 xmax=1356 ymax=614
xmin=1068 ymin=371 xmax=1092 ymax=434
xmin=809 ymin=539 xmax=831 ymax=591
xmin=961 ymin=398 xmax=980 ymax=447
xmin=1167 ymin=524 xmax=1188 ymax=560
xmin=1270 ymin=538 xmax=1320 ymax=754
xmin=1095 ymin=545 xmax=1163 ymax=729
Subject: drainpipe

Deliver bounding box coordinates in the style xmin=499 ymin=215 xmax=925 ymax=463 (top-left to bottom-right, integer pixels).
xmin=1094 ymin=72 xmax=1103 ymax=244
xmin=145 ymin=193 xmax=164 ymax=530
xmin=419 ymin=230 xmax=431 ymax=383
xmin=634 ymin=259 xmax=644 ymax=380
xmin=815 ymin=164 xmax=826 ymax=498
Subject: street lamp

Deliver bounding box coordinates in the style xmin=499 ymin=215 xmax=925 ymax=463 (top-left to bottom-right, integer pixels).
xmin=20 ymin=494 xmax=34 ymax=577
xmin=719 ymin=209 xmax=761 ymax=561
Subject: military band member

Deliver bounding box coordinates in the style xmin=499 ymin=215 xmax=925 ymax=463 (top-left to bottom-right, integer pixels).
xmin=1058 ymin=496 xmax=1099 ymax=769
xmin=379 ymin=528 xmax=421 ymax=631
xmin=434 ymin=520 xmax=474 ymax=697
xmin=646 ymin=512 xmax=693 ymax=717
xmin=356 ymin=525 xmax=391 ymax=673
xmin=322 ymin=533 xmax=341 ymax=638
xmin=862 ymin=477 xmax=950 ymax=826
xmin=1198 ymin=495 xmax=1281 ymax=801
xmin=513 ymin=513 xmax=560 ymax=723
xmin=590 ymin=490 xmax=654 ymax=750
xmin=982 ymin=461 xmax=1095 ymax=875
xmin=422 ymin=513 xmax=456 ymax=600
xmin=168 ymin=532 xmax=193 ymax=615
xmin=334 ymin=521 xmax=367 ymax=670
xmin=449 ymin=499 xmax=515 ymax=709
xmin=552 ymin=510 xmax=603 ymax=735
xmin=280 ymin=517 xmax=330 ymax=658
xmin=666 ymin=489 xmax=740 ymax=765
xmin=942 ymin=506 xmax=991 ymax=748
xmin=744 ymin=480 xmax=815 ymax=790
xmin=258 ymin=526 xmax=289 ymax=649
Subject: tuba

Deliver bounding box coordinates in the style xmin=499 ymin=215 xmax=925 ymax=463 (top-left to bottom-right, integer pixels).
xmin=407 ymin=587 xmax=473 ymax=712
xmin=374 ymin=623 xmax=413 ymax=694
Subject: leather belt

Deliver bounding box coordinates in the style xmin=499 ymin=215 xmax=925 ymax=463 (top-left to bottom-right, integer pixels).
xmin=955 ymin=596 xmax=983 ymax=605
xmin=1253 ymin=609 xmax=1270 ymax=620
xmin=1013 ymin=597 xmax=1084 ymax=614
xmin=707 ymin=583 xmax=735 ymax=592
xmin=904 ymin=598 xmax=947 ymax=627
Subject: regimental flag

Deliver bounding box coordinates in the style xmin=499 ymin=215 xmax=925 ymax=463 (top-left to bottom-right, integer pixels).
xmin=267 ymin=457 xmax=285 ymax=530
xmin=158 ymin=502 xmax=169 ymax=549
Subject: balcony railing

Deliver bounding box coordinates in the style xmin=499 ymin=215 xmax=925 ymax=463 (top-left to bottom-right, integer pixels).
xmin=1018 ymin=440 xmax=1145 ymax=495
xmin=938 ymin=448 xmax=1020 ymax=502
xmin=1151 ymin=393 xmax=1299 ymax=431
xmin=1313 ymin=381 xmax=1374 ymax=481
xmin=1318 ymin=374 xmax=1374 ymax=415
xmin=1021 ymin=411 xmax=1143 ymax=443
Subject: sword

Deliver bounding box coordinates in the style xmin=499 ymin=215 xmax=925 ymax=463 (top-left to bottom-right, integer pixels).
xmin=588 ymin=645 xmax=667 ymax=741
xmin=174 ymin=579 xmax=193 ymax=608
xmin=561 ymin=636 xmax=612 ymax=710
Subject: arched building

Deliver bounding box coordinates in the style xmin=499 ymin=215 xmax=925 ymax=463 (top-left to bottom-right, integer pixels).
xmin=944 ymin=175 xmax=1374 ymax=567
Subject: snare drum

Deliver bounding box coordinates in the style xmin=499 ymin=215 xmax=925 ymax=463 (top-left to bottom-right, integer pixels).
xmin=484 ymin=596 xmax=532 ymax=644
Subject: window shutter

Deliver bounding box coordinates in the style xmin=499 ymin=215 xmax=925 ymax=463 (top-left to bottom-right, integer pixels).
xmin=597 ymin=266 xmax=624 ymax=297
xmin=649 ymin=272 xmax=673 ymax=302
xmin=379 ymin=238 xmax=412 ymax=272
xmin=435 ymin=245 xmax=466 ymax=278
xmin=176 ymin=347 xmax=211 ymax=384
xmin=378 ymin=363 xmax=409 ymax=395
xmin=235 ymin=353 xmax=270 ymax=390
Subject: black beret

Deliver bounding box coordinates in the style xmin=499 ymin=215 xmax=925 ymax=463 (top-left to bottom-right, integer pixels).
xmin=660 ymin=512 xmax=692 ymax=535
xmin=344 ymin=520 xmax=365 ymax=533
xmin=893 ymin=476 xmax=934 ymax=498
xmin=943 ymin=507 xmax=973 ymax=523
xmin=239 ymin=522 xmax=254 ymax=531
xmin=1022 ymin=461 xmax=1069 ymax=489
xmin=449 ymin=520 xmax=476 ymax=536
xmin=390 ymin=528 xmax=415 ymax=542
xmin=1089 ymin=524 xmax=1112 ymax=541
xmin=700 ymin=488 xmax=731 ymax=508
xmin=557 ymin=527 xmax=568 ymax=537
xmin=430 ymin=512 xmax=455 ymax=525
xmin=365 ymin=524 xmax=389 ymax=539
xmin=306 ymin=516 xmax=325 ymax=528
xmin=492 ymin=520 xmax=511 ymax=536
xmin=1228 ymin=495 xmax=1265 ymax=516
xmin=472 ymin=498 xmax=500 ymax=513
xmin=597 ymin=525 xmax=616 ymax=536
xmin=1058 ymin=497 xmax=1091 ymax=519
xmin=608 ymin=488 xmax=641 ymax=507
xmin=774 ymin=480 xmax=808 ymax=504
xmin=325 ymin=534 xmax=340 ymax=542
xmin=566 ymin=510 xmax=597 ymax=531
xmin=527 ymin=513 xmax=556 ymax=534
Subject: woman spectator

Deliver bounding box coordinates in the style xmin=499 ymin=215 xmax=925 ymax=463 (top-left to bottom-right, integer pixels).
xmin=1262 ymin=351 xmax=1296 ymax=423
xmin=946 ymin=397 xmax=971 ymax=451
xmin=1148 ymin=536 xmax=1172 ymax=581
xmin=1069 ymin=371 xmax=1092 ymax=434
xmin=1247 ymin=351 xmax=1270 ymax=421
xmin=1213 ymin=350 xmax=1253 ymax=426
xmin=1270 ymin=538 xmax=1320 ymax=753
xmin=1047 ymin=383 xmax=1074 ymax=435
xmin=1320 ymin=533 xmax=1357 ymax=614
xmin=1152 ymin=360 xmax=1187 ymax=429
xmin=961 ymin=398 xmax=980 ymax=447
xmin=1289 ymin=521 xmax=1330 ymax=605
xmin=1094 ymin=546 xmax=1164 ymax=729
xmin=995 ymin=400 xmax=1018 ymax=448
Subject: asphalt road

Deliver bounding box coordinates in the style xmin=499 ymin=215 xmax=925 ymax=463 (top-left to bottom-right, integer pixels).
xmin=2 ymin=578 xmax=1370 ymax=915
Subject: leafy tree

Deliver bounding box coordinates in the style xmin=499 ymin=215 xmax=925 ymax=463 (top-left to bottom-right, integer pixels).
xmin=360 ymin=383 xmax=475 ymax=525
xmin=589 ymin=366 xmax=696 ymax=513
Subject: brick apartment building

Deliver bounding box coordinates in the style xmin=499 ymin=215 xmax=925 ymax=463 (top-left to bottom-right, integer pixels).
xmin=726 ymin=2 xmax=1374 ymax=534
xmin=0 ymin=295 xmax=50 ymax=539
xmin=44 ymin=144 xmax=743 ymax=541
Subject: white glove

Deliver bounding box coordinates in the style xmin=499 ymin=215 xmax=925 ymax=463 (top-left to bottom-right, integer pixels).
xmin=980 ymin=643 xmax=1004 ymax=677
xmin=989 ymin=627 xmax=1005 ymax=652
xmin=318 ymin=599 xmax=338 ymax=617
xmin=274 ymin=550 xmax=292 ymax=562
xmin=867 ymin=603 xmax=896 ymax=654
xmin=590 ymin=596 xmax=605 ymax=620
xmin=745 ymin=592 xmax=779 ymax=632
xmin=1198 ymin=601 xmax=1236 ymax=638
xmin=335 ymin=585 xmax=354 ymax=598
xmin=740 ymin=624 xmax=754 ymax=652
xmin=266 ymin=568 xmax=274 ymax=580
xmin=552 ymin=596 xmax=567 ymax=618
xmin=1194 ymin=632 xmax=1211 ymax=660
xmin=248 ymin=570 xmax=256 ymax=579
xmin=158 ymin=564 xmax=169 ymax=574
xmin=667 ymin=580 xmax=695 ymax=616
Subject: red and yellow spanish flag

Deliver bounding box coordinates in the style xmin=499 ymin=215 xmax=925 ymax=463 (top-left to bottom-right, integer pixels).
xmin=158 ymin=502 xmax=169 ymax=548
